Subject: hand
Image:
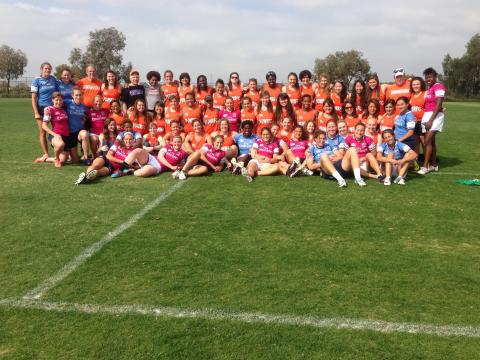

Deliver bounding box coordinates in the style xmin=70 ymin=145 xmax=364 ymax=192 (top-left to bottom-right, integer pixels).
xmin=34 ymin=112 xmax=41 ymax=120
xmin=101 ymin=145 xmax=109 ymax=152
xmin=425 ymin=120 xmax=433 ymax=131
xmin=214 ymin=165 xmax=222 ymax=172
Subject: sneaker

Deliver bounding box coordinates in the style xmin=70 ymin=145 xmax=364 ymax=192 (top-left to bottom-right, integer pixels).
xmin=397 ymin=178 xmax=406 ymax=185
xmin=172 ymin=170 xmax=180 ymax=179
xmin=429 ymin=165 xmax=439 ymax=172
xmin=384 ymin=177 xmax=391 ymax=186
xmin=245 ymin=175 xmax=253 ymax=183
xmin=289 ymin=165 xmax=302 ymax=178
xmin=86 ymin=170 xmax=97 ymax=181
xmin=393 ymin=176 xmax=402 ymax=184
xmin=178 ymin=171 xmax=187 ymax=180
xmin=417 ymin=167 xmax=430 ymax=175
xmin=74 ymin=172 xmax=87 ymax=185
xmin=235 ymin=161 xmax=245 ymax=175
xmin=413 ymin=161 xmax=420 ymax=172
xmin=377 ymin=174 xmax=386 ymax=183
xmin=302 ymin=168 xmax=314 ymax=176
xmin=122 ymin=168 xmax=134 ymax=176
xmin=355 ymin=178 xmax=367 ymax=187
xmin=111 ymin=170 xmax=122 ymax=178
xmin=338 ymin=179 xmax=347 ymax=188
xmin=241 ymin=167 xmax=248 ymax=176
xmin=286 ymin=162 xmax=297 ymax=177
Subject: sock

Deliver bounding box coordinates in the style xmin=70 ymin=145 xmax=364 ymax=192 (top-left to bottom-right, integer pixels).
xmin=353 ymin=168 xmax=361 ymax=181
xmin=331 ymin=171 xmax=344 ymax=182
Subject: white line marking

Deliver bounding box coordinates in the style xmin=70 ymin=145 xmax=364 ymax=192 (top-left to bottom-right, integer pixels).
xmin=21 ymin=181 xmax=186 ymax=300
xmin=1 ymin=298 xmax=479 ymax=338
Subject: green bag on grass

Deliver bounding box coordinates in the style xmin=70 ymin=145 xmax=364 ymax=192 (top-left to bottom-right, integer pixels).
xmin=456 ymin=179 xmax=480 ymax=186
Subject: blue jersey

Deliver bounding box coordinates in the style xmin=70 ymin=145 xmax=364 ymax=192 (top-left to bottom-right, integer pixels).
xmin=394 ymin=110 xmax=415 ymax=142
xmin=325 ymin=134 xmax=344 ymax=150
xmin=57 ymin=80 xmax=75 ymax=105
xmin=377 ymin=141 xmax=411 ymax=160
xmin=66 ymin=101 xmax=87 ymax=133
xmin=31 ymin=75 xmax=58 ymax=107
xmin=308 ymin=143 xmax=335 ymax=163
xmin=234 ymin=133 xmax=258 ymax=156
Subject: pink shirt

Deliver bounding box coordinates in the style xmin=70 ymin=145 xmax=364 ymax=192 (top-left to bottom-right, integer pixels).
xmin=202 ymin=144 xmax=226 ymax=166
xmin=253 ymin=139 xmax=279 ymax=159
xmin=342 ymin=135 xmax=375 ymax=158
xmin=288 ymin=139 xmax=309 ymax=158
xmin=424 ymin=82 xmax=445 ymax=112
xmin=159 ymin=145 xmax=188 ymax=166
xmin=44 ymin=106 xmax=70 ymax=136
xmin=218 ymin=109 xmax=241 ymax=132
xmin=109 ymin=145 xmax=134 ymax=170
xmin=87 ymin=108 xmax=109 ymax=135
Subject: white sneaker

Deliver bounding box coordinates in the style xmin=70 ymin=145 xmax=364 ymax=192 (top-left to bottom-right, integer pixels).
xmin=393 ymin=176 xmax=402 ymax=184
xmin=172 ymin=170 xmax=180 ymax=179
xmin=245 ymin=175 xmax=253 ymax=183
xmin=178 ymin=171 xmax=187 ymax=180
xmin=74 ymin=172 xmax=86 ymax=186
xmin=396 ymin=178 xmax=406 ymax=185
xmin=429 ymin=165 xmax=439 ymax=172
xmin=384 ymin=177 xmax=391 ymax=186
xmin=338 ymin=179 xmax=347 ymax=188
xmin=302 ymin=168 xmax=314 ymax=176
xmin=241 ymin=167 xmax=248 ymax=176
xmin=355 ymin=178 xmax=367 ymax=187
xmin=417 ymin=167 xmax=430 ymax=175
xmin=86 ymin=170 xmax=97 ymax=181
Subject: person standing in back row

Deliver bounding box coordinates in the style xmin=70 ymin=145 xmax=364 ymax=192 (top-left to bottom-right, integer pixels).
xmin=121 ymin=69 xmax=146 ymax=113
xmin=76 ymin=65 xmax=102 ymax=108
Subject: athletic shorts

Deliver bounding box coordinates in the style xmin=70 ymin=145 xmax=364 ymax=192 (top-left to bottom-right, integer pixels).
xmin=48 ymin=134 xmax=70 ymax=149
xmin=144 ymin=154 xmax=162 ymax=174
xmin=403 ymin=139 xmax=416 ymax=151
xmin=334 ymin=160 xmax=352 ymax=178
xmin=421 ymin=112 xmax=444 ymax=133
xmin=36 ymin=105 xmax=46 ymax=119
xmin=63 ymin=131 xmax=79 ymax=151
xmin=250 ymin=159 xmax=273 ymax=172
xmin=414 ymin=122 xmax=423 ymax=136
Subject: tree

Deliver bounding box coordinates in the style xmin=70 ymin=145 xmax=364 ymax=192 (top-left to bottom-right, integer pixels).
xmin=54 ymin=63 xmax=83 ymax=80
xmin=314 ymin=50 xmax=370 ymax=89
xmin=0 ymin=45 xmax=28 ymax=95
xmin=67 ymin=27 xmax=129 ymax=79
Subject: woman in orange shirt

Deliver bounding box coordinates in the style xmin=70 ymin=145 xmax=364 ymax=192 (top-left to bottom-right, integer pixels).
xmin=183 ymin=119 xmax=212 ymax=154
xmin=244 ymin=78 xmax=260 ymax=108
xmin=255 ymin=91 xmax=275 ymax=135
xmin=128 ymin=98 xmax=151 ymax=136
xmin=161 ymin=70 xmax=178 ymax=107
xmin=181 ymin=92 xmax=202 ymax=133
xmin=227 ymin=72 xmax=243 ymax=110
xmin=164 ymin=95 xmax=181 ymax=133
xmin=261 ymin=71 xmax=282 ymax=108
xmin=195 ymin=74 xmax=213 ymax=107
xmin=331 ymin=80 xmax=347 ymax=117
xmin=178 ymin=72 xmax=195 ymax=106
xmin=109 ymin=100 xmax=125 ymax=131
xmin=240 ymin=97 xmax=257 ymax=128
xmin=282 ymin=72 xmax=302 ymax=109
xmin=299 ymin=70 xmax=317 ymax=102
xmin=350 ymin=80 xmax=367 ymax=117
xmin=295 ymin=94 xmax=316 ymax=128
xmin=379 ymin=99 xmax=396 ymax=133
xmin=410 ymin=76 xmax=427 ymax=152
xmin=274 ymin=92 xmax=296 ymax=126
xmin=363 ymin=99 xmax=381 ymax=126
xmin=101 ymin=70 xmax=121 ymax=110
xmin=211 ymin=118 xmax=238 ymax=159
xmin=202 ymin=95 xmax=219 ymax=134
xmin=316 ymin=98 xmax=338 ymax=132
xmin=162 ymin=120 xmax=185 ymax=146
xmin=314 ymin=73 xmax=330 ymax=112
xmin=152 ymin=101 xmax=166 ymax=139
xmin=213 ymin=79 xmax=227 ymax=110
xmin=366 ymin=73 xmax=385 ymax=115
xmin=342 ymin=100 xmax=361 ymax=133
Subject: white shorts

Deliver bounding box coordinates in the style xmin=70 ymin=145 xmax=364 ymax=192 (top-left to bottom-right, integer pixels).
xmin=421 ymin=112 xmax=444 ymax=133
xmin=359 ymin=160 xmax=369 ymax=172
xmin=144 ymin=154 xmax=162 ymax=174
xmin=249 ymin=159 xmax=273 ymax=172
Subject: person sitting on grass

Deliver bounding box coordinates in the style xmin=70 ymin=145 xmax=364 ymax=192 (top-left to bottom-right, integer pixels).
xmin=231 ymin=120 xmax=258 ymax=175
xmin=279 ymin=125 xmax=313 ymax=177
xmin=244 ymin=127 xmax=281 ymax=182
xmin=115 ymin=119 xmax=143 ymax=149
xmin=376 ymin=129 xmax=417 ymax=185
xmin=98 ymin=118 xmax=118 ymax=157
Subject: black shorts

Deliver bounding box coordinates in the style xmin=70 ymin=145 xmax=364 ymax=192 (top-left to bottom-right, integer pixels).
xmin=63 ymin=131 xmax=79 ymax=151
xmin=403 ymin=139 xmax=416 ymax=151
xmin=334 ymin=159 xmax=352 ymax=178
xmin=414 ymin=122 xmax=423 ymax=136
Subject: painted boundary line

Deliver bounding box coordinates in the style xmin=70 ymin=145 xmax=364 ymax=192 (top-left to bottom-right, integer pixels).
xmin=1 ymin=298 xmax=479 ymax=338
xmin=22 ymin=181 xmax=186 ymax=300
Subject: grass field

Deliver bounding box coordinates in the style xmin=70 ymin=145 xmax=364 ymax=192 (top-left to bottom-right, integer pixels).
xmin=0 ymin=98 xmax=479 ymax=359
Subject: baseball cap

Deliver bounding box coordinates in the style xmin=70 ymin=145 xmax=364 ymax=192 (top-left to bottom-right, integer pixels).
xmin=130 ymin=69 xmax=140 ymax=76
xmin=266 ymin=71 xmax=277 ymax=79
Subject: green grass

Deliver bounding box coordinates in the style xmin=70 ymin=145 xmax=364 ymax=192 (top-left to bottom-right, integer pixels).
xmin=1 ymin=99 xmax=479 ymax=359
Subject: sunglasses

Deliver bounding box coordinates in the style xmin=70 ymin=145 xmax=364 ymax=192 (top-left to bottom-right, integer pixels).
xmin=393 ymin=68 xmax=404 ymax=74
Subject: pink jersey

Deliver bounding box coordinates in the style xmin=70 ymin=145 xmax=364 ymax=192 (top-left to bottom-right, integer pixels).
xmin=288 ymin=139 xmax=309 ymax=158
xmin=159 ymin=145 xmax=188 ymax=166
xmin=424 ymin=82 xmax=446 ymax=112
xmin=44 ymin=106 xmax=70 ymax=136
xmin=202 ymin=144 xmax=226 ymax=166
xmin=218 ymin=109 xmax=241 ymax=132
xmin=252 ymin=139 xmax=279 ymax=159
xmin=342 ymin=134 xmax=375 ymax=158
xmin=87 ymin=108 xmax=109 ymax=135
xmin=109 ymin=145 xmax=134 ymax=170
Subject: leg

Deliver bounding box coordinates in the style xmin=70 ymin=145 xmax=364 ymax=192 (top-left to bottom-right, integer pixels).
xmin=284 ymin=149 xmax=295 ymax=164
xmin=89 ymin=134 xmax=99 ymax=157
xmin=365 ymin=153 xmax=383 ymax=176
xmin=182 ymin=151 xmax=201 ymax=172
xmin=51 ymin=136 xmax=65 ymax=167
xmin=35 ymin=119 xmax=49 ymax=161
xmin=431 ymin=135 xmax=438 ymax=167
xmin=247 ymin=160 xmax=258 ymax=177
xmin=278 ymin=161 xmax=290 ymax=175
xmin=186 ymin=165 xmax=209 ymax=176
xmin=78 ymin=130 xmax=91 ymax=160
xmin=385 ymin=153 xmax=394 ymax=178
xmin=258 ymin=163 xmax=279 ymax=176
xmin=134 ymin=165 xmax=158 ymax=177
xmin=224 ymin=145 xmax=238 ymax=160
xmin=307 ymin=157 xmax=322 ymax=171
xmin=422 ymin=131 xmax=436 ymax=169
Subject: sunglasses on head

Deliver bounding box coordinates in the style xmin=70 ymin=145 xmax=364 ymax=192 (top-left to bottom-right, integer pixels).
xmin=393 ymin=68 xmax=404 ymax=74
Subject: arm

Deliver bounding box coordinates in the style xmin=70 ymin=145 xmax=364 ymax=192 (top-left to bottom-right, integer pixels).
xmin=199 ymin=151 xmax=218 ymax=171
xmin=106 ymin=149 xmax=124 ymax=165
xmin=157 ymin=151 xmax=180 ymax=171
xmin=398 ymin=149 xmax=417 ymax=166
xmin=397 ymin=129 xmax=414 ymax=143
xmin=425 ymin=97 xmax=444 ymax=131
xmin=183 ymin=134 xmax=194 ymax=153
xmin=31 ymin=93 xmax=40 ymax=119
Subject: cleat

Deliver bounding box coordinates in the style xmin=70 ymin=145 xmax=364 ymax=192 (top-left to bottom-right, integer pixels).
xmin=355 ymin=178 xmax=367 ymax=187
xmin=241 ymin=167 xmax=248 ymax=176
xmin=384 ymin=177 xmax=391 ymax=186
xmin=178 ymin=171 xmax=187 ymax=180
xmin=396 ymin=178 xmax=406 ymax=185
xmin=302 ymin=168 xmax=314 ymax=176
xmin=82 ymin=158 xmax=92 ymax=166
xmin=377 ymin=174 xmax=386 ymax=183
xmin=111 ymin=170 xmax=122 ymax=178
xmin=74 ymin=172 xmax=87 ymax=185
xmin=245 ymin=175 xmax=253 ymax=183
xmin=172 ymin=170 xmax=180 ymax=179
xmin=286 ymin=162 xmax=297 ymax=177
xmin=338 ymin=179 xmax=347 ymax=188
xmin=86 ymin=170 xmax=97 ymax=181
xmin=417 ymin=167 xmax=430 ymax=175
xmin=429 ymin=165 xmax=439 ymax=172
xmin=413 ymin=161 xmax=420 ymax=172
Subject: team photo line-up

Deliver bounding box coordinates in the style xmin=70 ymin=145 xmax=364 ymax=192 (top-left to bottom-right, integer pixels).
xmin=31 ymin=63 xmax=446 ymax=187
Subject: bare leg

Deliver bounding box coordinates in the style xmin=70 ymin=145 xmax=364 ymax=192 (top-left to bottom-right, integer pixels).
xmin=186 ymin=165 xmax=209 ymax=176
xmin=35 ymin=119 xmax=49 ymax=161
xmin=89 ymin=134 xmax=100 ymax=157
xmin=182 ymin=151 xmax=201 ymax=172
xmin=319 ymin=155 xmax=337 ymax=175
xmin=307 ymin=158 xmax=322 ymax=171
xmin=247 ymin=160 xmax=258 ymax=177
xmin=258 ymin=163 xmax=279 ymax=176
xmin=365 ymin=153 xmax=383 ymax=176
xmin=134 ymin=165 xmax=158 ymax=177
xmin=124 ymin=148 xmax=149 ymax=166
xmin=422 ymin=131 xmax=436 ymax=169
xmin=385 ymin=153 xmax=394 ymax=178
xmin=78 ymin=130 xmax=90 ymax=160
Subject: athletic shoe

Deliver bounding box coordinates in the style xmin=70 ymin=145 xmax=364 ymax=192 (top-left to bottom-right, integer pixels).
xmin=172 ymin=170 xmax=180 ymax=179
xmin=384 ymin=177 xmax=391 ymax=186
xmin=122 ymin=168 xmax=134 ymax=176
xmin=393 ymin=176 xmax=402 ymax=184
xmin=302 ymin=168 xmax=314 ymax=176
xmin=178 ymin=171 xmax=187 ymax=180
xmin=74 ymin=172 xmax=87 ymax=185
xmin=286 ymin=162 xmax=297 ymax=177
xmin=413 ymin=161 xmax=420 ymax=172
xmin=354 ymin=178 xmax=367 ymax=187
xmin=82 ymin=158 xmax=92 ymax=166
xmin=111 ymin=170 xmax=122 ymax=178
xmin=241 ymin=167 xmax=248 ymax=176
xmin=86 ymin=170 xmax=97 ymax=181
xmin=338 ymin=179 xmax=347 ymax=188
xmin=245 ymin=175 xmax=253 ymax=183
xmin=417 ymin=167 xmax=430 ymax=175
xmin=397 ymin=178 xmax=406 ymax=185
xmin=289 ymin=165 xmax=302 ymax=178
xmin=377 ymin=174 xmax=386 ymax=182
xmin=235 ymin=161 xmax=245 ymax=175
xmin=429 ymin=165 xmax=439 ymax=172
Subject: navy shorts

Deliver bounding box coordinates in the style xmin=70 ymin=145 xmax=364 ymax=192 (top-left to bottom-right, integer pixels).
xmin=334 ymin=160 xmax=352 ymax=178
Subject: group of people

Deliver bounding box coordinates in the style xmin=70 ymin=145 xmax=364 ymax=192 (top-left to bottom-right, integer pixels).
xmin=31 ymin=63 xmax=446 ymax=187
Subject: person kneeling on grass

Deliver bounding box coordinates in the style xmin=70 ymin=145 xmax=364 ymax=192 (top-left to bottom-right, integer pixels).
xmin=245 ymin=127 xmax=281 ymax=182
xmin=306 ymin=130 xmax=346 ymax=187
xmin=376 ymin=129 xmax=417 ymax=185
xmin=75 ymin=132 xmax=136 ymax=185
xmin=174 ymin=135 xmax=231 ymax=180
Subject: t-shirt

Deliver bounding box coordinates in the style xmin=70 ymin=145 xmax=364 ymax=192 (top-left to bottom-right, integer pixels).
xmin=379 ymin=114 xmax=396 ymax=132
xmin=325 ymin=134 xmax=344 ymax=150
xmin=261 ymin=84 xmax=282 ymax=107
xmin=227 ymin=85 xmax=243 ymax=110
xmin=144 ymin=84 xmax=162 ymax=111
xmin=203 ymin=108 xmax=219 ymax=134
xmin=43 ymin=106 xmax=70 ymax=136
xmin=394 ymin=110 xmax=416 ymax=141
xmin=255 ymin=109 xmax=274 ymax=135
xmin=341 ymin=134 xmax=375 ymax=158
xmin=201 ymin=144 xmax=226 ymax=166
xmin=159 ymin=145 xmax=188 ymax=166
xmin=121 ymin=85 xmax=145 ymax=109
xmin=295 ymin=108 xmax=316 ymax=128
xmin=308 ymin=143 xmax=335 ymax=163
xmin=57 ymin=80 xmax=75 ymax=105
xmin=234 ymin=133 xmax=258 ymax=156
xmin=66 ymin=101 xmax=87 ymax=133
xmin=252 ymin=139 xmax=279 ymax=158
xmin=385 ymin=81 xmax=412 ymax=102
xmin=31 ymin=76 xmax=58 ymax=107
xmin=219 ymin=109 xmax=241 ymax=132
xmin=377 ymin=141 xmax=411 ymax=160
xmin=101 ymin=86 xmax=121 ymax=110
xmin=424 ymin=82 xmax=446 ymax=112
xmin=76 ymin=77 xmax=102 ymax=108
xmin=284 ymin=86 xmax=302 ymax=108
xmin=86 ymin=108 xmax=109 ymax=135
xmin=287 ymin=139 xmax=309 ymax=158
xmin=181 ymin=105 xmax=202 ymax=133
xmin=109 ymin=145 xmax=135 ymax=170
xmin=213 ymin=92 xmax=226 ymax=110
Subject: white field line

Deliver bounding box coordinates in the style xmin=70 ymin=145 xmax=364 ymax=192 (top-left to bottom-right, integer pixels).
xmin=1 ymin=298 xmax=479 ymax=338
xmin=21 ymin=181 xmax=186 ymax=300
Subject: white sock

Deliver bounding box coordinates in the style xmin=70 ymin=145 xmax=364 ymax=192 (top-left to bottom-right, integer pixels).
xmin=353 ymin=168 xmax=362 ymax=181
xmin=331 ymin=171 xmax=344 ymax=182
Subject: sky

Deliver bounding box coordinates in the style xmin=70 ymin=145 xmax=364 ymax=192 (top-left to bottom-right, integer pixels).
xmin=1 ymin=0 xmax=478 ymax=84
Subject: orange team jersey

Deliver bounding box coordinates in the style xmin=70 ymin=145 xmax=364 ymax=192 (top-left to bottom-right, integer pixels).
xmin=255 ymin=109 xmax=274 ymax=135
xmin=368 ymin=88 xmax=386 ymax=115
xmin=316 ymin=112 xmax=334 ymax=132
xmin=300 ymin=83 xmax=315 ymax=102
xmin=344 ymin=115 xmax=361 ymax=133
xmin=330 ymin=93 xmax=344 ymax=117
xmin=181 ymin=104 xmax=202 ymax=133
xmin=213 ymin=92 xmax=226 ymax=110
xmin=220 ymin=132 xmax=235 ymax=147
xmin=314 ymin=88 xmax=329 ymax=112
xmin=144 ymin=132 xmax=159 ymax=147
xmin=295 ymin=108 xmax=316 ymax=128
xmin=284 ymin=86 xmax=302 ymax=108
xmin=164 ymin=107 xmax=181 ymax=133
xmin=161 ymin=82 xmax=178 ymax=105
xmin=203 ymin=108 xmax=219 ymax=134
xmin=227 ymin=85 xmax=243 ymax=110
xmin=261 ymin=84 xmax=282 ymax=108
xmin=129 ymin=113 xmax=149 ymax=135
xmin=366 ymin=132 xmax=380 ymax=145
xmin=76 ymin=77 xmax=102 ymax=108
xmin=153 ymin=117 xmax=167 ymax=137
xmin=101 ymin=85 xmax=121 ymax=110
xmin=354 ymin=94 xmax=365 ymax=116
xmin=240 ymin=107 xmax=256 ymax=124
xmin=195 ymin=87 xmax=213 ymax=106
xmin=386 ymin=81 xmax=412 ymax=114
xmin=178 ymin=84 xmax=195 ymax=105
xmin=410 ymin=91 xmax=426 ymax=122
xmin=278 ymin=129 xmax=293 ymax=143
xmin=243 ymin=90 xmax=260 ymax=108
xmin=110 ymin=112 xmax=125 ymax=131
xmin=189 ymin=132 xmax=208 ymax=151
xmin=379 ymin=113 xmax=396 ymax=132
